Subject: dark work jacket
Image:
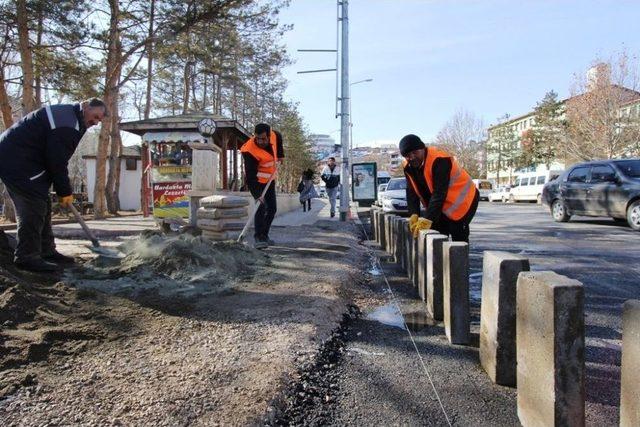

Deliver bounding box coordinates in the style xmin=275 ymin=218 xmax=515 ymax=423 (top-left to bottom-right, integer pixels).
xmin=242 ymin=130 xmax=284 ymax=198
xmin=0 ymin=103 xmax=86 ymax=199
xmin=405 ymin=157 xmax=452 ymax=223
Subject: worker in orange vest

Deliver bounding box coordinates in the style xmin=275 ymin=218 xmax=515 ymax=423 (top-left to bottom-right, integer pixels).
xmin=240 ymin=123 xmax=284 ymax=249
xmin=400 ymin=134 xmax=479 ymax=243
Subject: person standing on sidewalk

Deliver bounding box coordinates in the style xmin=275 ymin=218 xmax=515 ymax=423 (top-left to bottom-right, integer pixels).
xmin=241 ymin=123 xmax=284 ymax=249
xmin=400 ymin=134 xmax=479 ymax=243
xmin=320 ymin=157 xmax=340 ymax=218
xmin=298 ymin=169 xmax=318 ymax=212
xmin=0 ymin=99 xmax=107 ymax=272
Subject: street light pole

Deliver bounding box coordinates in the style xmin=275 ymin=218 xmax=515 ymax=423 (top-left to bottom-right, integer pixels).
xmin=338 ymin=0 xmax=350 ymax=221
xmin=348 ymin=78 xmax=373 ymax=160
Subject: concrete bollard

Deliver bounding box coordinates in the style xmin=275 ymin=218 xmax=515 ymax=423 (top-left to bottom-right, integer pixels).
xmin=370 ymin=208 xmax=377 ymax=242
xmin=443 ymin=242 xmax=470 ymax=345
xmin=417 ymin=230 xmax=428 ymax=299
xmin=426 ymin=234 xmax=448 ymax=321
xmin=516 ymin=271 xmax=584 ymax=427
xmin=412 ymin=233 xmax=420 ymax=289
xmin=388 ymin=216 xmax=396 ymax=259
xmin=378 ymin=212 xmax=386 ymax=250
xmin=393 ymin=217 xmax=404 ymax=266
xmin=480 ymin=251 xmax=530 ymax=387
xmin=390 ymin=215 xmax=399 ymax=257
xmin=384 ymin=214 xmax=394 ymax=254
xmin=399 ymin=218 xmax=409 ymax=272
xmin=403 ymin=219 xmax=411 ymax=274
xmin=621 ymin=300 xmax=640 ymax=427
xmin=407 ymin=224 xmax=415 ymax=283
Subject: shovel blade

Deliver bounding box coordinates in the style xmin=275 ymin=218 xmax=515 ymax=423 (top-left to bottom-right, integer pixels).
xmin=87 ymin=245 xmax=124 ymax=259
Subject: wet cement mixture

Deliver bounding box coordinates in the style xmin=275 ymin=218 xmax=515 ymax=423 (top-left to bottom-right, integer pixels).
xmin=71 ymin=231 xmax=271 ymax=309
xmin=0 ymin=220 xmax=369 ymax=426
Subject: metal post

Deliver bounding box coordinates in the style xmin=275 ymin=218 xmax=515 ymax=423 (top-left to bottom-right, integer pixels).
xmin=339 ymin=0 xmax=350 ymax=221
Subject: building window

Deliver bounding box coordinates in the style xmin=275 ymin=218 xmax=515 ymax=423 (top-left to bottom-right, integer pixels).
xmin=125 ymin=158 xmax=137 ymax=171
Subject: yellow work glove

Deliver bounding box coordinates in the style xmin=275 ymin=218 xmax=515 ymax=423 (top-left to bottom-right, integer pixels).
xmin=408 ymin=214 xmax=419 ymax=233
xmin=59 ymin=195 xmax=74 ymax=208
xmin=413 ymin=217 xmax=433 ymax=238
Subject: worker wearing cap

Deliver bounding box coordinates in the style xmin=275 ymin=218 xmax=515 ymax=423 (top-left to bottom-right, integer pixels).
xmin=400 ymin=134 xmax=479 ymax=243
xmin=240 ymin=123 xmax=284 ymax=249
xmin=0 ymin=99 xmax=107 ymax=272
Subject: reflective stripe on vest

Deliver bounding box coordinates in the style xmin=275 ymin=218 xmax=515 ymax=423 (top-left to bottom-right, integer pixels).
xmin=403 ymin=147 xmax=476 ymax=221
xmin=240 ymin=130 xmax=278 ymax=184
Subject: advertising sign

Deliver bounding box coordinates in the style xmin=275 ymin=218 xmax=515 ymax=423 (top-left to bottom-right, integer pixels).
xmin=152 ymin=181 xmax=191 ymax=219
xmin=352 ymin=162 xmax=377 ymax=203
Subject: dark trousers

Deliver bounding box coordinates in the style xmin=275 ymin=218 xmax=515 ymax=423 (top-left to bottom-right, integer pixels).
xmin=254 ymin=181 xmax=277 ymax=240
xmin=4 ymin=182 xmax=56 ymax=262
xmin=431 ymin=190 xmax=479 ymax=243
xmin=301 ymin=199 xmax=311 ymax=211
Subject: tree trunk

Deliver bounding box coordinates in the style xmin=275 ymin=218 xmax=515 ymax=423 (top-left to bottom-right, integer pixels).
xmin=0 ymin=68 xmax=16 ymax=221
xmin=94 ymin=0 xmax=120 ymax=219
xmin=34 ymin=7 xmax=44 ymax=107
xmin=1 ymin=183 xmax=16 ymax=223
xmin=143 ymin=0 xmax=155 ymax=120
xmin=106 ymin=94 xmax=122 ymax=214
xmin=0 ymin=67 xmax=14 ymax=129
xmin=16 ymin=0 xmax=36 ymax=114
xmin=182 ymin=61 xmax=191 ymax=114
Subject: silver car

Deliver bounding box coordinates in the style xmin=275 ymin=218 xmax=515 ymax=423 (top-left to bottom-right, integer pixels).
xmin=377 ymin=177 xmax=408 ymax=215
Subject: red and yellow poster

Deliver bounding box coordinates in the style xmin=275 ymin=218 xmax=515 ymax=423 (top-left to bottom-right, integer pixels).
xmin=152 ymin=181 xmax=191 ymax=219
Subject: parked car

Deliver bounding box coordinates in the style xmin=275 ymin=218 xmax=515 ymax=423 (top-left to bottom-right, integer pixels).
xmin=488 ymin=185 xmax=511 ymax=203
xmin=316 ymin=185 xmax=327 ymax=198
xmin=509 ymin=170 xmax=563 ymax=204
xmin=472 ymin=179 xmax=493 ymax=201
xmin=377 ymin=177 xmax=408 ymax=215
xmin=542 ymin=158 xmax=640 ymax=231
xmin=377 ymin=171 xmax=391 ymax=187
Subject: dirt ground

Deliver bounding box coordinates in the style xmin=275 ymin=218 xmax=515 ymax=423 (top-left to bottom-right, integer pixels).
xmin=0 ymin=220 xmax=368 ymax=426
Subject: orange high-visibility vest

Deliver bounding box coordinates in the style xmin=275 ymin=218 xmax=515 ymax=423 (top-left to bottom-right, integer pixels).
xmin=240 ymin=130 xmax=278 ymax=184
xmin=403 ymin=147 xmax=476 ymax=221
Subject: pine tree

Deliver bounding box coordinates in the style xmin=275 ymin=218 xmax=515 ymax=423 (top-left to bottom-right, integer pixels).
xmin=528 ymin=91 xmax=566 ymax=168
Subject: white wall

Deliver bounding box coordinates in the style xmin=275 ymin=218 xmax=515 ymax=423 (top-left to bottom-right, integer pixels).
xmin=85 ymin=158 xmax=142 ymax=211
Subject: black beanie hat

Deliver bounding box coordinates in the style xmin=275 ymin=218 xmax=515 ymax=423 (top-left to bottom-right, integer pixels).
xmin=399 ymin=134 xmax=425 ymax=156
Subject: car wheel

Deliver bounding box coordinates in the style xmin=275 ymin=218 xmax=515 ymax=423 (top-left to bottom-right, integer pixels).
xmin=552 ymin=199 xmax=570 ymax=222
xmin=627 ymin=200 xmax=640 ymax=231
xmin=536 ymin=194 xmax=542 ymax=204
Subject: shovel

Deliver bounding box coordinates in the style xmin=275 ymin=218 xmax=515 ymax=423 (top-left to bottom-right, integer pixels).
xmin=237 ymin=172 xmax=277 ymax=243
xmin=67 ymin=204 xmax=123 ymax=259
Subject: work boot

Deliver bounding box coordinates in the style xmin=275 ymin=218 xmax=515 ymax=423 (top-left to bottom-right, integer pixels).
xmin=254 ymin=239 xmax=268 ymax=250
xmin=331 ymin=211 xmax=335 ymax=218
xmin=43 ymin=250 xmax=75 ymax=264
xmin=15 ymin=257 xmax=62 ymax=273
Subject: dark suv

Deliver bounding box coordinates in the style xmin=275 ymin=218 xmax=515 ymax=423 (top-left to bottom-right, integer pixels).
xmin=542 ymin=158 xmax=640 ymax=231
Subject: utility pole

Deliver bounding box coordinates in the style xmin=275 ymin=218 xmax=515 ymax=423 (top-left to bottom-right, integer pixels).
xmin=338 ymin=0 xmax=350 ymax=221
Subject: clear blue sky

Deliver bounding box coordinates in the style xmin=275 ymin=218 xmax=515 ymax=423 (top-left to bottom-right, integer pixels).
xmin=279 ymin=0 xmax=640 ymax=148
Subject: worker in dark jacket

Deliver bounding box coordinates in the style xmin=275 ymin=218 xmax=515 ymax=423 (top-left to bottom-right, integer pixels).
xmin=0 ymin=98 xmax=107 ymax=272
xmin=400 ymin=134 xmax=479 ymax=243
xmin=240 ymin=123 xmax=284 ymax=249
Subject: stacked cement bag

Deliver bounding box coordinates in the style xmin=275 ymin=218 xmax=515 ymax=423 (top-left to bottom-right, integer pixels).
xmin=197 ymin=195 xmax=250 ymax=241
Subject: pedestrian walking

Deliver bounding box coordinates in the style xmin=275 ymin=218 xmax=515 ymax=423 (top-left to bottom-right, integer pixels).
xmin=320 ymin=157 xmax=340 ymax=218
xmin=400 ymin=134 xmax=479 ymax=242
xmin=240 ymin=123 xmax=284 ymax=249
xmin=0 ymin=98 xmax=107 ymax=272
xmin=298 ymin=169 xmax=318 ymax=212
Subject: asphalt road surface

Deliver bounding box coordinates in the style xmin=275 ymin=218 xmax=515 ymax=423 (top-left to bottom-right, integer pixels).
xmin=329 ymin=202 xmax=637 ymax=426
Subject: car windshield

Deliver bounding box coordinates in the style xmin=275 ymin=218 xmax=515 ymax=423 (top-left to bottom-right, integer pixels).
xmin=386 ymin=178 xmax=407 ymax=191
xmin=616 ymin=160 xmax=640 ymax=178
